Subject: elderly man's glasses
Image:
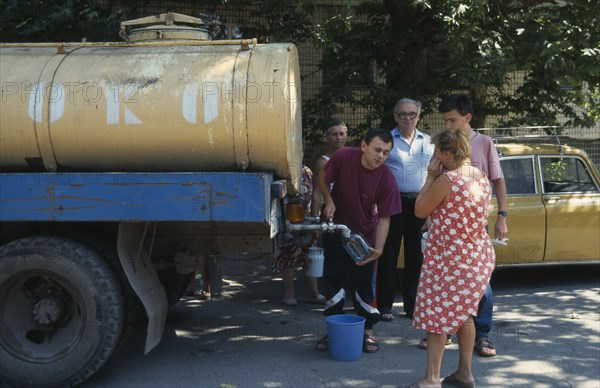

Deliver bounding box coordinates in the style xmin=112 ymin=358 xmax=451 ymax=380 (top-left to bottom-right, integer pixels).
xmin=395 ymin=111 xmax=418 ymax=119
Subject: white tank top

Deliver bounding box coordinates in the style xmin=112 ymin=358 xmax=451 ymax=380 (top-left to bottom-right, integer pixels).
xmin=321 ymin=155 xmax=333 ymax=191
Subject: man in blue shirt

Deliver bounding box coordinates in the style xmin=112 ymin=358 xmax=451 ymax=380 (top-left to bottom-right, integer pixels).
xmin=377 ymin=97 xmax=434 ymax=321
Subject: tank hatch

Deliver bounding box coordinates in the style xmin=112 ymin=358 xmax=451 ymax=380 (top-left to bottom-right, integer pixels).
xmin=120 ymin=12 xmax=210 ymax=42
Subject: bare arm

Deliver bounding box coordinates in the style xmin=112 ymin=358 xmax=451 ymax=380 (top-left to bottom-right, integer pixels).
xmin=492 ymin=178 xmax=508 ymax=240
xmin=317 ymin=169 xmax=335 ymax=221
xmin=311 ymin=157 xmax=328 ymax=216
xmin=415 ymin=159 xmax=451 ymax=218
xmin=356 ymin=216 xmax=390 ymax=266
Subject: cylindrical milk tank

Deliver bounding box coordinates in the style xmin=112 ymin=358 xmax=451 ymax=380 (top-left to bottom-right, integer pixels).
xmin=0 ymin=41 xmax=303 ymax=188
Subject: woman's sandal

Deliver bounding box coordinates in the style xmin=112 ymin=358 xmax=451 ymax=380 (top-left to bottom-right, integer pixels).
xmin=363 ymin=334 xmax=379 ymax=353
xmin=315 ymin=335 xmax=328 ymax=351
xmin=475 ymin=338 xmax=496 ymax=357
xmin=441 ymin=372 xmax=475 ymax=388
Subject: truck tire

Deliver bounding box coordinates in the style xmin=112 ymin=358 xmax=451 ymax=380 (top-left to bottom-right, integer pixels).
xmin=0 ymin=236 xmax=125 ymax=387
xmin=64 ymin=234 xmax=141 ymax=351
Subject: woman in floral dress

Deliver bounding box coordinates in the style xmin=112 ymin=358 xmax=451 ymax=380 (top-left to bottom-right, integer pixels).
xmin=408 ymin=130 xmax=495 ymax=388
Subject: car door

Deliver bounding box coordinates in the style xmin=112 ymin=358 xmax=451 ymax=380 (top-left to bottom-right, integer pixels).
xmin=490 ymin=156 xmax=546 ymax=264
xmin=539 ymin=155 xmax=600 ymax=261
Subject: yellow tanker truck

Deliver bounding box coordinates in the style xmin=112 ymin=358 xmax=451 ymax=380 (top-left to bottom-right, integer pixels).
xmin=0 ymin=13 xmax=324 ymax=386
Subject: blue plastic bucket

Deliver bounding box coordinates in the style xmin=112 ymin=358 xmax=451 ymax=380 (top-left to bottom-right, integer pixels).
xmin=326 ymin=314 xmax=365 ymax=362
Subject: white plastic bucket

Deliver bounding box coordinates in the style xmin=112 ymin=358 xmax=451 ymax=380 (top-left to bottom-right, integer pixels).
xmin=306 ymin=247 xmax=324 ymax=277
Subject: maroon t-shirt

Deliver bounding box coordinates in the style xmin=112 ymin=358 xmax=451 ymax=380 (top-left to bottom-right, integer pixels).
xmin=324 ymin=147 xmax=401 ymax=246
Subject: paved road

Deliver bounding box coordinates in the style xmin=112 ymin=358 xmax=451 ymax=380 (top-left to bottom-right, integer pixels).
xmin=85 ymin=257 xmax=600 ymax=387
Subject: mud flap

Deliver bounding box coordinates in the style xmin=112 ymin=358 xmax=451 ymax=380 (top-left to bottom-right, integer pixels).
xmin=117 ymin=222 xmax=168 ymax=354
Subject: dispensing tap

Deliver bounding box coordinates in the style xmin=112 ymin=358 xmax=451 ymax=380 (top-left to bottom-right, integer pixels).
xmin=285 ymin=218 xmax=370 ymax=262
xmin=285 ymin=218 xmax=351 ymax=238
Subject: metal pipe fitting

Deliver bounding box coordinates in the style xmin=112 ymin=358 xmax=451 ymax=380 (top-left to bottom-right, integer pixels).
xmin=285 ymin=220 xmax=351 ymax=238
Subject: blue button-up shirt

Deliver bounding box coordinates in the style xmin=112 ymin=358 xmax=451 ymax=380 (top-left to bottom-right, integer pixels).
xmin=386 ymin=127 xmax=435 ymax=193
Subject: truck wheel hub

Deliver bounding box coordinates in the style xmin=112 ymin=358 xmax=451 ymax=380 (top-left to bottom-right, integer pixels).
xmin=33 ymin=296 xmax=65 ymax=325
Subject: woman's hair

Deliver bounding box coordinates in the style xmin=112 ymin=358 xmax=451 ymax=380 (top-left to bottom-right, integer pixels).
xmin=433 ymin=129 xmax=471 ymax=162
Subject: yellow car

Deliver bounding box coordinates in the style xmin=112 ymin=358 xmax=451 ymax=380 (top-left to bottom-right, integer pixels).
xmin=488 ymin=143 xmax=600 ymax=265
xmin=398 ymin=142 xmax=600 ymax=267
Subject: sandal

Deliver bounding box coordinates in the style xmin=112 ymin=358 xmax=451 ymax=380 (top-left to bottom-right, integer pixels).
xmin=363 ymin=334 xmax=379 ymax=353
xmin=417 ymin=335 xmax=452 ymax=350
xmin=380 ymin=308 xmax=394 ymax=322
xmin=475 ymin=338 xmax=496 ymax=357
xmin=315 ymin=335 xmax=328 ymax=351
xmin=441 ymin=372 xmax=475 ymax=388
xmin=442 ymin=373 xmax=475 ymax=388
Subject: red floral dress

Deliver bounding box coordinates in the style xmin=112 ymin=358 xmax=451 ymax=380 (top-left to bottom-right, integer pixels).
xmin=412 ymin=170 xmax=496 ymax=334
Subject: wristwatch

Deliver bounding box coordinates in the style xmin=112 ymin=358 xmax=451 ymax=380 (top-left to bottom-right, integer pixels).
xmin=497 ymin=210 xmax=508 ymax=218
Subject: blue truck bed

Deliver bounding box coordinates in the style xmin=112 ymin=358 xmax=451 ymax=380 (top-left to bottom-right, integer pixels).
xmin=0 ymin=172 xmax=272 ymax=223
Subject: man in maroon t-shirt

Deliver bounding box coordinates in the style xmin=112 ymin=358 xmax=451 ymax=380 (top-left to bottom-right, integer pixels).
xmin=315 ymin=128 xmax=401 ymax=353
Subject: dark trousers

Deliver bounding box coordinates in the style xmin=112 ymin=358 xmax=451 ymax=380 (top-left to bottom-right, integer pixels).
xmin=323 ymin=233 xmax=380 ymax=330
xmin=376 ymin=196 xmax=426 ymax=315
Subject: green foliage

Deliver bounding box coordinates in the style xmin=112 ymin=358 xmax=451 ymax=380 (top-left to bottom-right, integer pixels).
xmin=252 ymin=0 xmax=318 ymax=43
xmin=0 ymin=0 xmax=146 ymax=41
xmin=492 ymin=0 xmax=600 ymax=129
xmin=582 ymin=83 xmax=600 ymax=123
xmin=2 ymin=0 xmax=597 ymax=140
xmin=545 ymin=159 xmax=567 ymax=181
xmin=252 ymin=0 xmax=599 ymax=139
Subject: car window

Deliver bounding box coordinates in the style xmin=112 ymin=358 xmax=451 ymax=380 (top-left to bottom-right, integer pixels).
xmin=540 ymin=156 xmax=599 ymax=193
xmin=498 ymin=157 xmax=536 ymax=195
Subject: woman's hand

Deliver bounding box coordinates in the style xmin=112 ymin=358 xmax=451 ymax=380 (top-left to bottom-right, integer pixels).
xmin=427 ymin=159 xmax=444 ymax=179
